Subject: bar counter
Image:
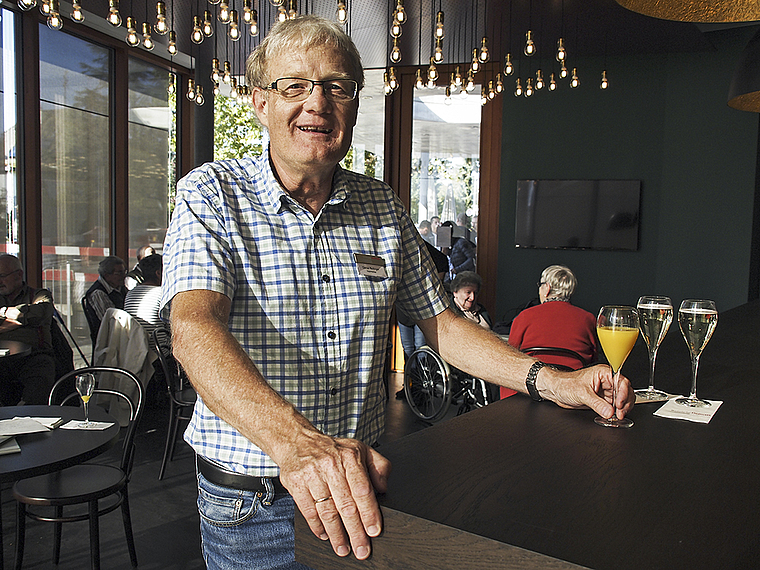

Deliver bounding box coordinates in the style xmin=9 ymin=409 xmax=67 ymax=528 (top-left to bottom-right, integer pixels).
xmin=296 ymin=299 xmax=760 ymax=570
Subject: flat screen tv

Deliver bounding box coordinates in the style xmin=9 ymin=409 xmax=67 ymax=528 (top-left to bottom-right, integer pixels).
xmin=514 ymin=179 xmax=641 ymax=251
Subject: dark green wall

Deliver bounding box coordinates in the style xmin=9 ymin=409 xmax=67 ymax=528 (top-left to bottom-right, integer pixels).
xmin=495 ymin=26 xmax=760 ymax=323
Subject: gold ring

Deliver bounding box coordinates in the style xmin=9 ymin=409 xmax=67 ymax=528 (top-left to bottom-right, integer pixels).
xmin=314 ymin=495 xmax=333 ymax=504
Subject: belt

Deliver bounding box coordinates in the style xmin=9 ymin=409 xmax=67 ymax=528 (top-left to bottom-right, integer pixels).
xmin=196 ymin=455 xmax=288 ymax=495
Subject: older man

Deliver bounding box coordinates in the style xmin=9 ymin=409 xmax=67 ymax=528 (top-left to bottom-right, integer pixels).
xmin=84 ymin=255 xmax=127 ymax=342
xmin=0 ymin=254 xmax=55 ymax=405
xmin=161 ymin=15 xmax=634 ymax=570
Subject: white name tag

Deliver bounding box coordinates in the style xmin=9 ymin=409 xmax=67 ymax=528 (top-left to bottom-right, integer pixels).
xmin=354 ymin=253 xmax=388 ymax=278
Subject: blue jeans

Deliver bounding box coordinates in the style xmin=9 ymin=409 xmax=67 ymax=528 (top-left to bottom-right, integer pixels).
xmin=197 ymin=472 xmax=315 ymax=570
xmin=398 ymin=323 xmax=425 ymax=359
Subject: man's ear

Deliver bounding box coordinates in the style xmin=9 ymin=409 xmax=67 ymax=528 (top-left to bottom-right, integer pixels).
xmin=251 ymin=88 xmax=269 ymax=128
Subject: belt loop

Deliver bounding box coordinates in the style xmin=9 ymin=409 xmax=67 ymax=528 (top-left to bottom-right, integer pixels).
xmin=261 ymin=477 xmax=275 ymax=506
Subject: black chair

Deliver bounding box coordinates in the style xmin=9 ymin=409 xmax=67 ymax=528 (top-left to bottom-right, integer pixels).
xmin=521 ymin=346 xmax=589 ymax=371
xmin=81 ymin=296 xmax=100 ymax=360
xmin=152 ymin=326 xmax=196 ymax=480
xmin=12 ymin=366 xmax=144 ymax=570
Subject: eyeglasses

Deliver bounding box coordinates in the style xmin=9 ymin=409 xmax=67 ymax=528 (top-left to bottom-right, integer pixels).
xmin=0 ymin=270 xmax=20 ymax=279
xmin=266 ymin=77 xmax=358 ymax=102
xmin=537 ymin=281 xmax=546 ymax=288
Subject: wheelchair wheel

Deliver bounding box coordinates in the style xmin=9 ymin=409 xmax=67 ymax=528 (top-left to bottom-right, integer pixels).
xmin=403 ymin=346 xmax=452 ymax=422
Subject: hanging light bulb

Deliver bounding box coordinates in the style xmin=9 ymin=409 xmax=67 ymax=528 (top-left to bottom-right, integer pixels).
xmin=390 ymin=18 xmax=402 ymax=38
xmin=125 ymin=17 xmax=140 ymax=46
xmin=384 ymin=71 xmax=392 ymax=96
xmin=250 ymin=9 xmax=259 ymax=35
xmin=454 ymin=66 xmax=463 ymax=87
xmin=556 ymin=37 xmax=566 ymax=62
xmin=496 ymin=73 xmax=504 ymax=93
xmin=570 ymin=67 xmax=580 ymax=88
xmin=154 ymin=1 xmax=168 ymax=34
xmin=470 ymin=49 xmax=480 ymax=74
xmin=142 ymin=22 xmax=155 ymax=49
xmin=600 ymin=70 xmax=609 ymax=89
xmin=427 ymin=57 xmax=438 ymax=82
xmin=560 ymin=61 xmax=568 ymax=79
xmin=191 ymin=15 xmax=204 ymax=44
xmin=390 ymin=37 xmax=402 ymax=63
xmin=17 ymin=0 xmax=37 ymax=13
xmin=525 ymin=77 xmax=534 ymax=97
xmin=478 ymin=37 xmax=490 ymax=63
xmin=213 ymin=82 xmax=221 ymax=96
xmin=186 ymin=78 xmax=196 ymax=101
xmin=277 ymin=6 xmax=287 ymax=22
xmin=167 ymin=76 xmax=176 ymax=95
xmin=336 ymin=0 xmax=347 ymax=24
xmin=504 ymin=53 xmax=514 ymax=75
xmin=394 ymin=0 xmax=406 ymax=24
xmin=71 ymin=0 xmax=84 ymax=23
xmin=433 ymin=38 xmax=444 ymax=63
xmin=219 ymin=2 xmax=230 ymax=23
xmin=230 ymin=77 xmax=239 ymax=100
xmin=465 ymin=70 xmax=476 ymax=92
xmin=40 ymin=0 xmax=51 ymax=16
xmin=202 ymin=10 xmax=214 ymax=36
xmin=549 ymin=72 xmax=557 ymax=91
xmin=211 ymin=58 xmax=221 ymax=83
xmin=444 ymin=85 xmax=452 ymax=105
xmin=223 ymin=61 xmax=232 ymax=84
xmin=488 ymin=80 xmax=496 ymax=99
xmin=107 ymin=0 xmax=121 ymax=26
xmin=229 ymin=10 xmax=240 ymax=40
xmin=168 ymin=30 xmax=177 ymax=55
xmin=435 ymin=11 xmax=444 ymax=39
xmin=524 ymin=30 xmax=535 ymax=56
xmin=269 ymin=0 xmax=284 ymax=6
xmin=195 ymin=84 xmax=204 ymax=106
xmin=448 ymin=72 xmax=456 ymax=91
xmin=389 ymin=67 xmax=398 ymax=90
xmin=514 ymin=77 xmax=523 ymax=97
xmin=47 ymin=0 xmax=63 ymax=30
xmin=243 ymin=0 xmax=253 ymax=22
xmin=480 ymin=84 xmax=488 ymax=106
xmin=288 ymin=0 xmax=297 ymax=19
xmin=535 ymin=69 xmax=544 ymax=90
xmin=415 ymin=69 xmax=424 ymax=89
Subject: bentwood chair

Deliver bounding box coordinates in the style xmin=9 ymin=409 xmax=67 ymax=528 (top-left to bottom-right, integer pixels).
xmin=152 ymin=326 xmax=196 ymax=480
xmin=521 ymin=346 xmax=589 ymax=371
xmin=12 ymin=366 xmax=144 ymax=570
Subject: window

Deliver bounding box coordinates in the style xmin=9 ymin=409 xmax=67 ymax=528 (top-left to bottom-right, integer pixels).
xmin=0 ymin=9 xmax=18 ymax=254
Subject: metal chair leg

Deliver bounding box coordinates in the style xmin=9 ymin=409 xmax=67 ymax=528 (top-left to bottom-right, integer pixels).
xmin=14 ymin=503 xmax=25 ymax=570
xmin=88 ymin=500 xmax=100 ymax=570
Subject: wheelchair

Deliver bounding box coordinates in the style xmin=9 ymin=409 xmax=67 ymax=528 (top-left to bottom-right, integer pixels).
xmin=403 ymin=346 xmax=493 ymax=422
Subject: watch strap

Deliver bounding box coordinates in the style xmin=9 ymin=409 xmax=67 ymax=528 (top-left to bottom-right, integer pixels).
xmin=525 ymin=361 xmax=546 ymax=401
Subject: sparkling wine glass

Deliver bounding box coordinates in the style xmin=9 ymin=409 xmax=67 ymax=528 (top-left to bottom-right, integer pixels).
xmin=635 ymin=296 xmax=673 ymax=401
xmin=677 ymin=299 xmax=718 ymax=407
xmin=75 ymin=373 xmax=95 ymax=426
xmin=595 ymin=305 xmax=638 ymax=428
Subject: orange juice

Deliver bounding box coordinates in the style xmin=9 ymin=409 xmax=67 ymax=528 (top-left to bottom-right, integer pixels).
xmin=597 ymin=326 xmax=639 ymax=372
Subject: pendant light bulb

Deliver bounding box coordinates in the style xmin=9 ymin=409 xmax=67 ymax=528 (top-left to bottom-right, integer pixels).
xmin=167 ymin=77 xmax=176 ymax=95
xmin=243 ymin=0 xmax=253 ymax=22
xmin=488 ymin=80 xmax=496 ymax=99
xmin=195 ymin=85 xmax=204 ymax=106
xmin=435 ymin=11 xmax=444 ymax=39
xmin=496 ymin=73 xmax=504 ymax=93
xmin=394 ymin=0 xmax=406 ymax=24
xmin=18 ymin=0 xmax=37 ymax=12
xmin=549 ymin=72 xmax=557 ymax=91
xmin=107 ymin=0 xmax=121 ymax=26
xmin=389 ymin=67 xmax=398 ymax=91
xmin=470 ymin=49 xmax=480 ymax=74
xmin=203 ymin=10 xmax=214 ymax=36
xmin=465 ymin=70 xmax=476 ymax=92
xmin=535 ymin=69 xmax=544 ymax=90
xmin=191 ymin=15 xmax=204 ymax=44
xmin=228 ymin=10 xmax=240 ymax=40
xmin=504 ymin=54 xmax=513 ymax=76
xmin=142 ymin=22 xmax=155 ymax=49
xmin=444 ymin=86 xmax=452 ymax=105
xmin=269 ymin=0 xmax=283 ymax=6
xmin=155 ymin=1 xmax=168 ymax=34
xmin=47 ymin=9 xmax=63 ymax=30
xmin=186 ymin=78 xmax=196 ymax=101
xmin=71 ymin=0 xmax=84 ymax=22
xmin=211 ymin=58 xmax=221 ymax=83
xmin=278 ymin=6 xmax=287 ymax=22
xmin=126 ymin=17 xmax=140 ymax=46
xmin=213 ymin=82 xmax=221 ymax=96
xmin=525 ymin=77 xmax=534 ymax=97
xmin=390 ymin=37 xmax=402 ymax=63
xmin=250 ymin=10 xmax=259 ymax=35
xmin=481 ymin=85 xmax=488 ymax=106
xmin=556 ymin=37 xmax=566 ymax=62
xmin=415 ymin=69 xmax=424 ymax=89
xmin=218 ymin=2 xmax=230 ymax=23
xmin=524 ymin=30 xmax=535 ymax=56
xmin=288 ymin=0 xmax=297 ymax=19
xmin=40 ymin=0 xmax=51 ymax=16
xmin=570 ymin=68 xmax=580 ymax=88
xmin=433 ymin=38 xmax=444 ymax=63
xmin=514 ymin=78 xmax=523 ymax=97
xmin=223 ymin=61 xmax=232 ymax=84
xmin=600 ymin=70 xmax=609 ymax=89
xmin=168 ymin=30 xmax=177 ymax=55
xmin=455 ymin=66 xmax=463 ymax=87
xmin=478 ymin=37 xmax=490 ymax=63
xmin=560 ymin=61 xmax=568 ymax=79
xmin=384 ymin=72 xmax=392 ymax=96
xmin=336 ymin=0 xmax=347 ymax=24
xmin=428 ymin=57 xmax=438 ymax=82
xmin=390 ymin=18 xmax=402 ymax=38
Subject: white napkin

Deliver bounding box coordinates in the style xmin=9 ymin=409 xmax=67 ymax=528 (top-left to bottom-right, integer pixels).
xmin=0 ymin=416 xmax=63 ymax=436
xmin=60 ymin=420 xmax=114 ymax=431
xmin=654 ymin=399 xmax=723 ymax=423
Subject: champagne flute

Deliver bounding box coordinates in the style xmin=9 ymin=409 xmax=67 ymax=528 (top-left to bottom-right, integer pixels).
xmin=635 ymin=296 xmax=673 ymax=401
xmin=75 ymin=373 xmax=95 ymax=426
xmin=595 ymin=305 xmax=638 ymax=428
xmin=677 ymin=299 xmax=717 ymax=407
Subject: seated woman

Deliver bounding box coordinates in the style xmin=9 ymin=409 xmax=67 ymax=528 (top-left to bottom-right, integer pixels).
xmin=450 ymin=271 xmax=491 ymax=329
xmin=508 ymin=265 xmax=598 ymax=375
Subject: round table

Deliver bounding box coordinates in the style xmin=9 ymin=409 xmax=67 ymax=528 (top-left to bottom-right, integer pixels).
xmin=0 ymin=341 xmax=31 ymax=359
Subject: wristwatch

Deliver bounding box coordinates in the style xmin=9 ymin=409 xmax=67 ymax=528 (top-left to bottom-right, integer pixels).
xmin=525 ymin=361 xmax=546 ymax=401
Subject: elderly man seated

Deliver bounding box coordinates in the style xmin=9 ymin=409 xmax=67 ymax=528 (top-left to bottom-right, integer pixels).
xmin=0 ymin=254 xmax=56 ymax=405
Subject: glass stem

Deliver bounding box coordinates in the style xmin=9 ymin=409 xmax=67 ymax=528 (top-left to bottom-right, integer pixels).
xmin=610 ymin=369 xmax=620 ymax=419
xmin=647 ymin=348 xmax=658 ymax=391
xmin=689 ymin=353 xmax=701 ymax=400
xmin=83 ymin=400 xmax=89 ymax=423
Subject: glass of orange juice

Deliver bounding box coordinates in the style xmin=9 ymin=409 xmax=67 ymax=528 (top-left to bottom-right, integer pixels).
xmin=595 ymin=305 xmax=639 ymax=428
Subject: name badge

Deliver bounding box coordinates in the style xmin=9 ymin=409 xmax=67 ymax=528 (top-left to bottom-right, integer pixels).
xmin=354 ymin=253 xmax=388 ymax=278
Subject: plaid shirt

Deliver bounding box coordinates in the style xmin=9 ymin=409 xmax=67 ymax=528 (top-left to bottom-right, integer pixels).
xmin=161 ymin=148 xmax=448 ymax=477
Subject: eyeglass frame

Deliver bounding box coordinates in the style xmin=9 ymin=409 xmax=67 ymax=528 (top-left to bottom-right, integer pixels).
xmin=265 ymin=77 xmax=359 ymax=102
xmin=0 ymin=269 xmax=21 ymax=279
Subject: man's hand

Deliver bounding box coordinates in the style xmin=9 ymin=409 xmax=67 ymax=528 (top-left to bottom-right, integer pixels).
xmin=276 ymin=434 xmax=391 ymax=560
xmin=540 ymin=364 xmax=635 ymax=420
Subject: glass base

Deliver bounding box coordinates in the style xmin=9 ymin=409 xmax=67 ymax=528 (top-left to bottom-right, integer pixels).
xmin=675 ymin=397 xmax=711 ymax=408
xmin=594 ymin=416 xmax=634 ymax=428
xmin=634 ymin=388 xmax=669 ymax=402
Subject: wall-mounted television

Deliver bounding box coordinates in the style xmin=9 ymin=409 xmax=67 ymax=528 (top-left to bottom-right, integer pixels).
xmin=514 ymin=179 xmax=641 ymax=251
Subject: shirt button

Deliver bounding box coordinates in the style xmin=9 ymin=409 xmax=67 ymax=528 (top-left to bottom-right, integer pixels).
xmin=327 ymin=331 xmax=336 ymax=339
xmin=322 ymin=274 xmax=330 ymax=283
xmin=330 ymin=387 xmax=338 ymax=396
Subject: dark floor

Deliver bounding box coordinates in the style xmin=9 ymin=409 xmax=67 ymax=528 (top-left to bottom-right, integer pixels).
xmin=0 ymin=372 xmax=443 ymax=569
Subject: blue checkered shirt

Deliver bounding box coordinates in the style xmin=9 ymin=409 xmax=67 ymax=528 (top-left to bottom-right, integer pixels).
xmin=160 ymin=148 xmax=449 ymax=477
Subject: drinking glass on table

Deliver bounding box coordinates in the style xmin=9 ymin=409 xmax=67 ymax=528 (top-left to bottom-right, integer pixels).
xmin=676 ymin=299 xmax=717 ymax=407
xmin=595 ymin=305 xmax=638 ymax=428
xmin=635 ymin=296 xmax=673 ymax=401
xmin=75 ymin=373 xmax=95 ymax=426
